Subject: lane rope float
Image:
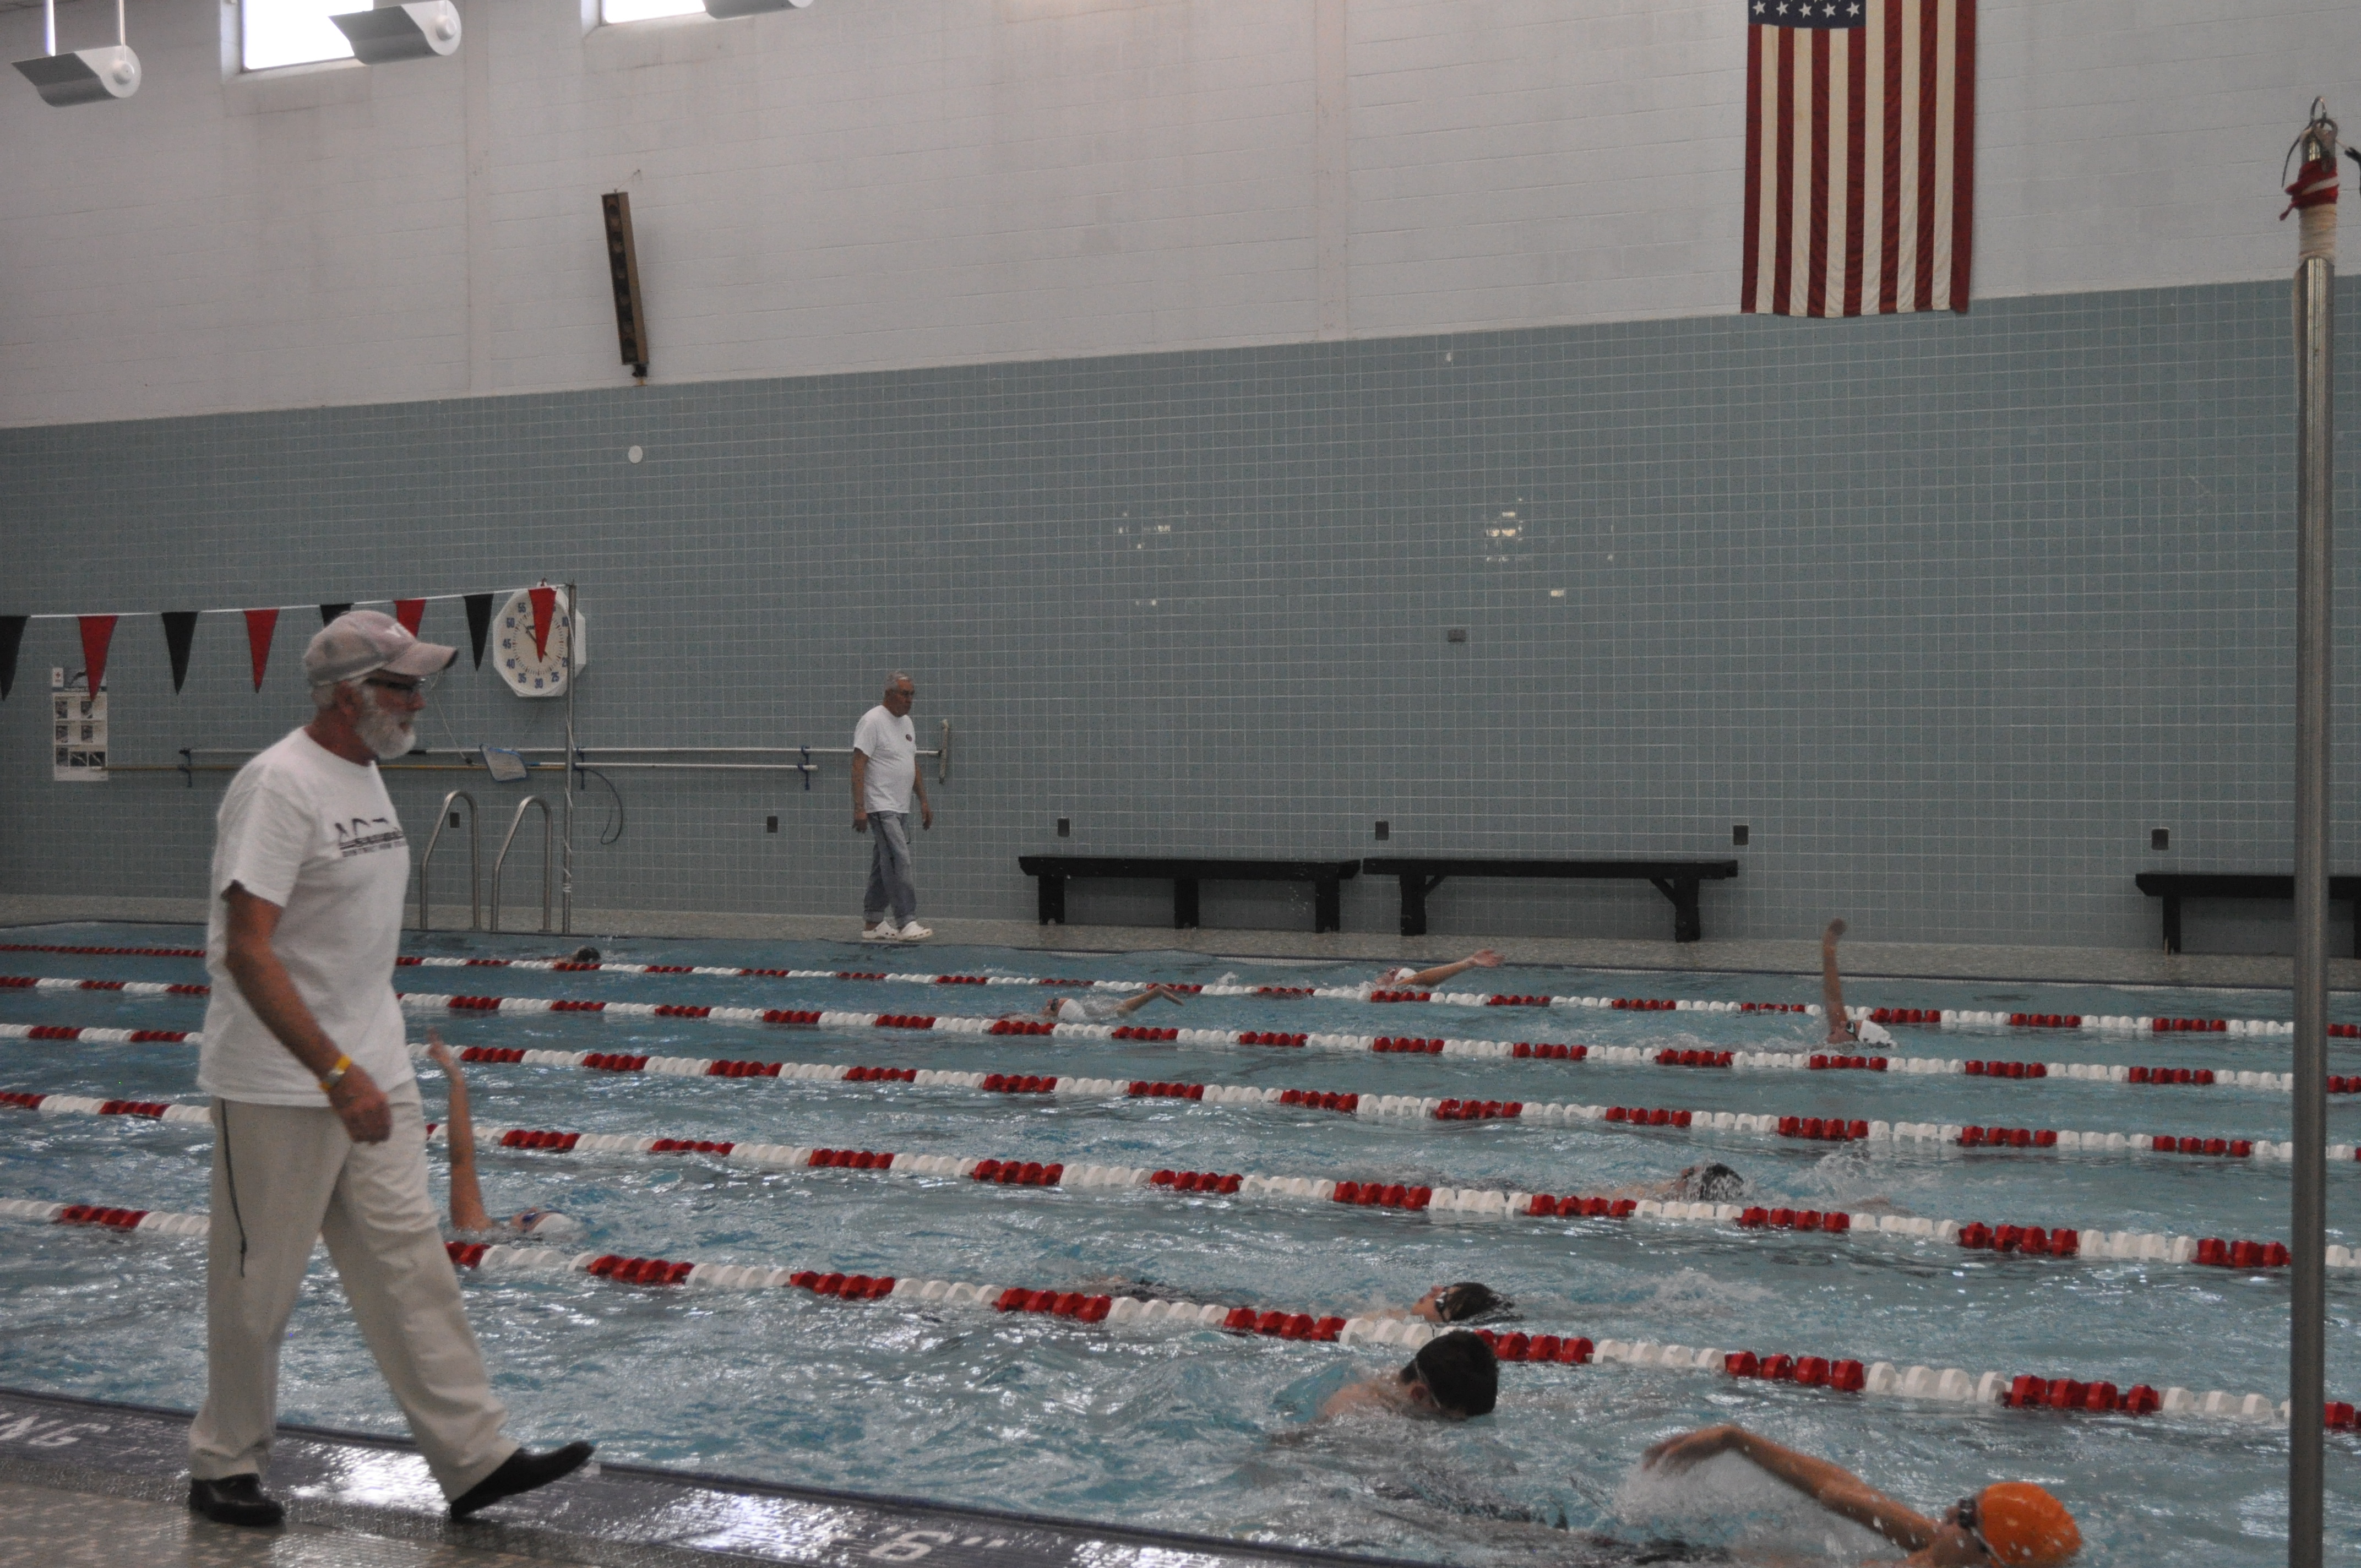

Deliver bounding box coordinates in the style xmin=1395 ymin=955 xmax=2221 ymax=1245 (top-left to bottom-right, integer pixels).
xmin=0 ymin=972 xmax=2333 ymax=1098
xmin=1 ymin=945 xmax=2345 ymax=1039
xmin=3 ymin=1087 xmax=2342 ymax=1273
xmin=8 ymin=1018 xmax=2348 ymax=1168
xmin=0 ymin=1193 xmax=2343 ymax=1434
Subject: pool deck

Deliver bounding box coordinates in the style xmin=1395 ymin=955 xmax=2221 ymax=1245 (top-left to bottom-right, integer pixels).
xmin=0 ymin=1386 xmax=1437 ymax=1568
xmin=2 ymin=892 xmax=2352 ymax=994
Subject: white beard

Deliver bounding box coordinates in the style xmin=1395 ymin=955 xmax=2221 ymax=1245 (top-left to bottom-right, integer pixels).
xmin=355 ymin=703 xmax=415 ymax=761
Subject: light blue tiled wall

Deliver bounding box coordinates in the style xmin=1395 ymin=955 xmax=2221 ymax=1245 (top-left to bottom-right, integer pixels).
xmin=3 ymin=280 xmax=2356 ymax=950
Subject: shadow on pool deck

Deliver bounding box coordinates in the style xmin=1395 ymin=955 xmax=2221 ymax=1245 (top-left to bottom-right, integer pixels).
xmin=0 ymin=893 xmax=2349 ymax=993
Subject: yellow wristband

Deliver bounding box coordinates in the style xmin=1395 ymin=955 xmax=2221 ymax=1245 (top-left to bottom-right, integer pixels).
xmin=317 ymin=1054 xmax=353 ymax=1092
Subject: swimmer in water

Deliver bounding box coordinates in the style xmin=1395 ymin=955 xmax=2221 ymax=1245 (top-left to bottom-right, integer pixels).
xmin=425 ymin=1030 xmax=582 ymax=1238
xmin=1008 ymin=986 xmax=1189 ymax=1025
xmin=1367 ymin=1281 xmax=1515 ymax=1325
xmin=1820 ymin=920 xmax=1894 ymax=1048
xmin=1609 ymin=1162 xmax=1748 ymax=1204
xmin=1318 ymin=1329 xmax=1499 ymax=1421
xmin=565 ymin=945 xmax=601 ymax=965
xmin=1368 ymin=949 xmax=1505 ymax=993
xmin=1642 ymin=1424 xmax=2080 ymax=1566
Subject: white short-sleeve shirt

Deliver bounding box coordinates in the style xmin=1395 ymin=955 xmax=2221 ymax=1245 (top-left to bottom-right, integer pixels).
xmin=199 ymin=727 xmax=416 ymax=1106
xmin=853 ymin=704 xmax=918 ymax=815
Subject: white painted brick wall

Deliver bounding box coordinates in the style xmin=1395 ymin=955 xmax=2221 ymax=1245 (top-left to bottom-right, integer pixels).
xmin=0 ymin=0 xmax=2353 ymax=427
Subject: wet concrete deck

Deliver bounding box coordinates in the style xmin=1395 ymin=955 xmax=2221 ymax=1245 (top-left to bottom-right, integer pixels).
xmin=0 ymin=1386 xmax=1429 ymax=1568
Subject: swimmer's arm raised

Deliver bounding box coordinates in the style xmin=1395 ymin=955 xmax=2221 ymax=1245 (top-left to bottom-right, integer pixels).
xmin=1399 ymin=949 xmax=1504 ymax=989
xmin=1644 ymin=1425 xmax=1935 ymax=1553
xmin=426 ymin=1032 xmax=494 ymax=1232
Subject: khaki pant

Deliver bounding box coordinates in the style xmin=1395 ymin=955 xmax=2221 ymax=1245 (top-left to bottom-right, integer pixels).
xmin=188 ymin=1085 xmax=516 ymax=1498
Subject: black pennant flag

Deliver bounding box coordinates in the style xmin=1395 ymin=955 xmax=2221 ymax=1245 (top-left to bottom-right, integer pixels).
xmin=0 ymin=616 xmax=24 ymax=700
xmin=464 ymin=593 xmax=495 ymax=668
xmin=161 ymin=612 xmax=199 ymax=693
xmin=319 ymin=603 xmax=353 ymax=625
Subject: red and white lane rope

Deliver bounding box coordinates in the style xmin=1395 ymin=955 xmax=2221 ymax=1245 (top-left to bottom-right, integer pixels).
xmin=8 ymin=1017 xmax=2350 ymax=1168
xmin=9 ymin=1086 xmax=2341 ymax=1275
xmin=0 ymin=1191 xmax=2347 ymax=1433
xmin=2 ymin=942 xmax=2343 ymax=1038
xmin=4 ymin=973 xmax=2338 ymax=1095
xmin=376 ymin=953 xmax=2337 ymax=1039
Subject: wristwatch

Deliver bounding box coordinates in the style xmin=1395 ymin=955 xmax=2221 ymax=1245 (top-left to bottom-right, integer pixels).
xmin=317 ymin=1054 xmax=353 ymax=1093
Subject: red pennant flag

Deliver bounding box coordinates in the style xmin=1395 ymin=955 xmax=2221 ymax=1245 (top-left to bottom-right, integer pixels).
xmin=393 ymin=598 xmax=427 ymax=636
xmin=243 ymin=608 xmax=280 ymax=692
xmin=77 ymin=616 xmax=117 ymax=698
xmin=528 ymin=586 xmax=557 ymax=660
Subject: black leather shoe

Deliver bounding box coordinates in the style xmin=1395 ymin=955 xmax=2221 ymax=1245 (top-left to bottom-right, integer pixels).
xmin=188 ymin=1474 xmax=286 ymax=1527
xmin=448 ymin=1441 xmax=596 ymax=1519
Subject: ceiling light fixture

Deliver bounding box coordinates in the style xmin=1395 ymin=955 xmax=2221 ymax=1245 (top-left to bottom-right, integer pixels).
xmin=329 ymin=1 xmax=463 ymax=64
xmin=13 ymin=0 xmax=140 ymax=105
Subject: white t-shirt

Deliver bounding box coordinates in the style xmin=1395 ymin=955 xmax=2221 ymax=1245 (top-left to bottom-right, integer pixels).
xmin=853 ymin=704 xmax=918 ymax=815
xmin=199 ymin=727 xmax=416 ymax=1107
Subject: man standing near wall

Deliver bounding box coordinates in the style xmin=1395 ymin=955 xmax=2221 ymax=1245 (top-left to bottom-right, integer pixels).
xmin=852 ymin=670 xmax=933 ymax=941
xmin=188 ymin=611 xmax=592 ymax=1528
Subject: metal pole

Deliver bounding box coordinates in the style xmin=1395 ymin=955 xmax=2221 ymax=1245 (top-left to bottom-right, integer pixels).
xmin=2289 ymin=232 xmax=2333 ymax=1568
xmin=561 ymin=580 xmax=578 ymax=935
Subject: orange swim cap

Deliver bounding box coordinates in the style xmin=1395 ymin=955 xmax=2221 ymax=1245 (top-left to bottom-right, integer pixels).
xmin=1974 ymin=1482 xmax=2081 ymax=1566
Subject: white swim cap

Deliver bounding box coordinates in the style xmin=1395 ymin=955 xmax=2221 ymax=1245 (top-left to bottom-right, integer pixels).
xmin=518 ymin=1210 xmax=583 ymax=1238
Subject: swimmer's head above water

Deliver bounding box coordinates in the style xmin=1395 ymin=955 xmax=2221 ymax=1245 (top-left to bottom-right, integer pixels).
xmin=1671 ymin=1163 xmax=1745 ymax=1202
xmin=1413 ymin=1281 xmax=1512 ymax=1324
xmin=512 ymin=1207 xmax=583 ymax=1238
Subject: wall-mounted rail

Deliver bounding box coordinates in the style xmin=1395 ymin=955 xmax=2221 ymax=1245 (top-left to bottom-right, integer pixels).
xmin=416 ymin=790 xmax=480 ymax=932
xmin=491 ymin=796 xmax=554 ymax=934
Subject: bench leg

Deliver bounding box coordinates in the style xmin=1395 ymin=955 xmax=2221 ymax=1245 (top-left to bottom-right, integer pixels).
xmin=1036 ymin=875 xmax=1065 ymax=927
xmin=1650 ymin=878 xmax=1704 ymax=943
xmin=1315 ymin=876 xmax=1341 ymax=934
xmin=1396 ymin=875 xmax=1435 ymax=938
xmin=2162 ymin=895 xmax=2181 ymax=956
xmin=1173 ymin=879 xmax=1200 ymax=929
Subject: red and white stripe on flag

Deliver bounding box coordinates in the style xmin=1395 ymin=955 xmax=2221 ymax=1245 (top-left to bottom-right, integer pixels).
xmin=1740 ymin=0 xmax=1976 ymax=317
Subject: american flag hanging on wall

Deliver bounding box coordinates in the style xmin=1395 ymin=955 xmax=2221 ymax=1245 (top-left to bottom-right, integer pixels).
xmin=1740 ymin=0 xmax=1976 ymax=316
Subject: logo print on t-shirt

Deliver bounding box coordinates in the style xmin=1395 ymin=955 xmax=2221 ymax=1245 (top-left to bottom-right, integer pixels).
xmin=334 ymin=815 xmax=407 ymax=858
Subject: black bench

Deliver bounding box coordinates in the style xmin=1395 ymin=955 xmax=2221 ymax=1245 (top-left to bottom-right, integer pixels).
xmin=1360 ymin=857 xmax=1741 ymax=942
xmin=1017 ymin=856 xmax=1361 ymax=934
xmin=2134 ymin=873 xmax=2361 ymax=958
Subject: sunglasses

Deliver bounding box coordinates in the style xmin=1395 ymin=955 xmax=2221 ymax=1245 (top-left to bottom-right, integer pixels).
xmin=363 ymin=672 xmax=437 ymax=698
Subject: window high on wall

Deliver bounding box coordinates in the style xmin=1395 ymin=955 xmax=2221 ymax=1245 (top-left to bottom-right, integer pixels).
xmin=242 ymin=0 xmax=357 ymax=69
xmin=603 ymin=0 xmax=705 ymax=23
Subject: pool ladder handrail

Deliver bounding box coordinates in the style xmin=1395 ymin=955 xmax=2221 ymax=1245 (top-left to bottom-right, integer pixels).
xmin=491 ymin=796 xmax=554 ymax=934
xmin=416 ymin=790 xmax=481 ymax=932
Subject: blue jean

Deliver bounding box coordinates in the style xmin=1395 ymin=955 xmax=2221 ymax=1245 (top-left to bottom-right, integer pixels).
xmin=863 ymin=811 xmax=918 ymax=924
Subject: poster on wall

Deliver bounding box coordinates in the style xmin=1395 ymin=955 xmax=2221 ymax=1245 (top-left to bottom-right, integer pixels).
xmin=51 ymin=666 xmax=108 ymax=782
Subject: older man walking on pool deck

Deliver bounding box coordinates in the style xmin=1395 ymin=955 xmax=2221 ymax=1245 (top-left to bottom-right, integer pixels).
xmin=187 ymin=610 xmax=592 ymax=1529
xmin=853 ymin=669 xmax=934 ymax=941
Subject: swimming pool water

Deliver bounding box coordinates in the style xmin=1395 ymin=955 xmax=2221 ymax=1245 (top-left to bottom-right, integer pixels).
xmin=2 ymin=922 xmax=2358 ymax=1565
